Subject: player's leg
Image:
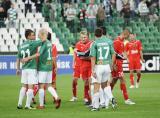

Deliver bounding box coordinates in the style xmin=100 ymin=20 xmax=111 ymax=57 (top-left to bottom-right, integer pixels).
xmin=17 ymin=70 xmax=27 ymax=109
xmin=91 ymin=65 xmax=101 ymax=111
xmin=46 ymin=71 xmax=61 ymax=109
xmin=25 ymin=69 xmax=38 ymax=109
xmin=70 ymin=67 xmax=80 ymax=101
xmin=37 ymin=71 xmax=46 ymax=109
xmin=135 ymin=61 xmax=142 ymax=88
xmin=17 ymin=84 xmax=27 ymax=109
xmin=136 ymin=70 xmax=141 ymax=88
xmin=99 ymin=85 xmax=105 ymax=108
xmin=25 ymin=84 xmax=34 ymax=109
xmin=32 ymin=84 xmax=39 ymax=104
xmin=91 ymin=82 xmax=100 ymax=111
xmin=83 ymin=79 xmax=91 ymax=105
xmin=110 ymin=71 xmax=118 ymax=90
xmin=129 ymin=70 xmax=135 ymax=88
xmin=102 ymin=65 xmax=116 ymax=108
xmin=119 ymin=77 xmax=135 ymax=105
xmin=38 ymin=83 xmax=45 ymax=109
xmin=129 ymin=61 xmax=135 ymax=88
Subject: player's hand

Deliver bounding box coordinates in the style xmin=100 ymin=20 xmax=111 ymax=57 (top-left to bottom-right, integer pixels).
xmin=141 ymin=59 xmax=145 ymax=63
xmin=16 ymin=70 xmax=20 ymax=75
xmin=92 ymin=69 xmax=97 ymax=79
xmin=112 ymin=64 xmax=117 ymax=71
xmin=21 ymin=58 xmax=29 ymax=63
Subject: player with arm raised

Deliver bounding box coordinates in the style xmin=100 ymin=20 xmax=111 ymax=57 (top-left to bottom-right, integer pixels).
xmin=125 ymin=34 xmax=144 ymax=88
xmin=17 ymin=29 xmax=42 ymax=109
xmin=111 ymin=29 xmax=135 ymax=105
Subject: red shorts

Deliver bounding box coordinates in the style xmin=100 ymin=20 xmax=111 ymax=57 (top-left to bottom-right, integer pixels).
xmin=73 ymin=66 xmax=81 ymax=78
xmin=81 ymin=66 xmax=91 ymax=80
xmin=112 ymin=60 xmax=124 ymax=78
xmin=129 ymin=60 xmax=141 ymax=70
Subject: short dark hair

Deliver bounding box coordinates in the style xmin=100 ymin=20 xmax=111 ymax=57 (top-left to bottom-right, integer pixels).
xmin=100 ymin=26 xmax=107 ymax=35
xmin=47 ymin=32 xmax=51 ymax=41
xmin=25 ymin=29 xmax=34 ymax=39
xmin=95 ymin=28 xmax=103 ymax=38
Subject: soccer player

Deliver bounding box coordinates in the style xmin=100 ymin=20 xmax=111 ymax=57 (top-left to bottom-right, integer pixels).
xmin=78 ymin=31 xmax=92 ymax=104
xmin=70 ymin=31 xmax=92 ymax=104
xmin=125 ymin=34 xmax=144 ymax=88
xmin=32 ymin=32 xmax=58 ymax=104
xmin=16 ymin=29 xmax=42 ymax=109
xmin=69 ymin=41 xmax=82 ymax=102
xmin=22 ymin=29 xmax=61 ymax=109
xmin=111 ymin=29 xmax=135 ymax=105
xmin=90 ymin=28 xmax=116 ymax=111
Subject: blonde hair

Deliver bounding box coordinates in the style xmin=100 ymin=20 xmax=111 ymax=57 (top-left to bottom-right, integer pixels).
xmin=39 ymin=28 xmax=48 ymax=37
xmin=80 ymin=31 xmax=88 ymax=36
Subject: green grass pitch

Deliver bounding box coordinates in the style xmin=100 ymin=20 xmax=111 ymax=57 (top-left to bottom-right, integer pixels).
xmin=0 ymin=73 xmax=160 ymax=118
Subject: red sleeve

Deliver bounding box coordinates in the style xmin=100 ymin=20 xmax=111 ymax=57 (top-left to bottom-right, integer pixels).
xmin=52 ymin=44 xmax=57 ymax=58
xmin=113 ymin=40 xmax=120 ymax=53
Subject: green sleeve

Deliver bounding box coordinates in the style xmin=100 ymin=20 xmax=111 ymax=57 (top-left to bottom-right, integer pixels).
xmin=31 ymin=40 xmax=42 ymax=49
xmin=90 ymin=42 xmax=96 ymax=57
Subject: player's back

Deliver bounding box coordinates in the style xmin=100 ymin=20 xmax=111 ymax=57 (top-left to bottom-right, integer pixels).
xmin=38 ymin=40 xmax=53 ymax=71
xmin=91 ymin=37 xmax=114 ymax=64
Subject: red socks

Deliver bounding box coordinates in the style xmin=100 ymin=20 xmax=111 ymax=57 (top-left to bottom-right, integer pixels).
xmin=33 ymin=84 xmax=39 ymax=96
xmin=130 ymin=74 xmax=134 ymax=85
xmin=72 ymin=80 xmax=77 ymax=97
xmin=137 ymin=73 xmax=141 ymax=83
xmin=84 ymin=84 xmax=90 ymax=101
xmin=120 ymin=83 xmax=129 ymax=100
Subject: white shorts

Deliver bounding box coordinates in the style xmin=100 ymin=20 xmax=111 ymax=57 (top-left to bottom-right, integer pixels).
xmin=38 ymin=71 xmax=52 ymax=84
xmin=21 ymin=69 xmax=38 ymax=85
xmin=93 ymin=64 xmax=111 ymax=83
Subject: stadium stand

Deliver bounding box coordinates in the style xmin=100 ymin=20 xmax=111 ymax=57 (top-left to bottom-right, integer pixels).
xmin=0 ymin=0 xmax=159 ymax=53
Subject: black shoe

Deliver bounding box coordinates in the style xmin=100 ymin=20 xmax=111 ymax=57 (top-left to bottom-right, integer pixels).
xmin=17 ymin=105 xmax=23 ymax=109
xmin=111 ymin=98 xmax=117 ymax=109
xmin=25 ymin=106 xmax=36 ymax=110
xmin=84 ymin=101 xmax=91 ymax=106
xmin=91 ymin=108 xmax=100 ymax=111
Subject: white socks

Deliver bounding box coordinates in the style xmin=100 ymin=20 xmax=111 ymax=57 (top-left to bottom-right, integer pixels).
xmin=48 ymin=86 xmax=58 ymax=100
xmin=18 ymin=87 xmax=26 ymax=106
xmin=99 ymin=87 xmax=105 ymax=105
xmin=104 ymin=86 xmax=113 ymax=100
xmin=39 ymin=89 xmax=44 ymax=106
xmin=25 ymin=89 xmax=33 ymax=107
xmin=92 ymin=92 xmax=100 ymax=109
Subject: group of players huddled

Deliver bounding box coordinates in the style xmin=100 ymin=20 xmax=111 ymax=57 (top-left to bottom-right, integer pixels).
xmin=16 ymin=26 xmax=144 ymax=111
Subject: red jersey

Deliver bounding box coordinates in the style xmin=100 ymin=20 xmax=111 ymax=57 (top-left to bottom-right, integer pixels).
xmin=81 ymin=40 xmax=92 ymax=68
xmin=74 ymin=41 xmax=83 ymax=67
xmin=125 ymin=40 xmax=142 ymax=61
xmin=52 ymin=44 xmax=57 ymax=58
xmin=113 ymin=36 xmax=125 ymax=63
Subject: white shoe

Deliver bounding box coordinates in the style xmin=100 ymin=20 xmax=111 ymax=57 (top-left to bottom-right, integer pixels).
xmin=125 ymin=99 xmax=135 ymax=105
xmin=69 ymin=97 xmax=77 ymax=102
xmin=136 ymin=82 xmax=139 ymax=88
xmin=129 ymin=85 xmax=135 ymax=89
